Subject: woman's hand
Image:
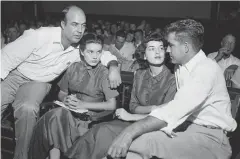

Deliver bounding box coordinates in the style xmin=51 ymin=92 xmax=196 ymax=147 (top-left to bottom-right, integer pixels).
xmin=63 ymin=94 xmax=85 ymax=110
xmin=115 ymin=108 xmax=133 ymax=121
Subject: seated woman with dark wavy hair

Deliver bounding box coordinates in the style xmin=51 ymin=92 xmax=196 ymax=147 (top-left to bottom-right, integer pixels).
xmin=63 ymin=33 xmax=177 ymax=159
xmin=28 ymin=33 xmax=119 ymax=159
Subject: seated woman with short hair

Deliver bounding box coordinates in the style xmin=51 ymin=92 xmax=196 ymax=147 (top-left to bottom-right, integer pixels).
xmin=63 ymin=33 xmax=177 ymax=159
xmin=28 ymin=33 xmax=119 ymax=159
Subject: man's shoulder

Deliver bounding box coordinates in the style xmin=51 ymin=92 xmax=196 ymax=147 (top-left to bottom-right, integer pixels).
xmin=194 ymin=57 xmax=221 ymax=76
xmin=230 ymin=54 xmax=240 ymax=62
xmin=33 ymin=27 xmax=61 ymax=37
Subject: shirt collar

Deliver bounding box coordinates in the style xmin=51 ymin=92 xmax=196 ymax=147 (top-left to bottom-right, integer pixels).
xmin=53 ymin=27 xmax=79 ymax=49
xmin=183 ymin=49 xmax=206 ymax=73
xmin=52 ymin=27 xmax=62 ymax=44
xmin=144 ymin=65 xmax=170 ymax=82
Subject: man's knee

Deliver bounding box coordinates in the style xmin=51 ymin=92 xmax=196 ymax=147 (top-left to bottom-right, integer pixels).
xmin=14 ymin=102 xmax=40 ymax=118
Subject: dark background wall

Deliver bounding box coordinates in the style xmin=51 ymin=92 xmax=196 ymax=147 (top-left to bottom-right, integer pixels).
xmin=1 ymin=1 xmax=240 ymax=56
xmin=40 ymin=1 xmax=212 ymax=19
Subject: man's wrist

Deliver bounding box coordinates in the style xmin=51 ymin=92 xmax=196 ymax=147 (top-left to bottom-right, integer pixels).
xmin=107 ymin=60 xmax=118 ymax=68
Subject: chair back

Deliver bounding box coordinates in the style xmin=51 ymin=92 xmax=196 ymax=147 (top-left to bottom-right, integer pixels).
xmin=224 ymin=65 xmax=238 ymax=87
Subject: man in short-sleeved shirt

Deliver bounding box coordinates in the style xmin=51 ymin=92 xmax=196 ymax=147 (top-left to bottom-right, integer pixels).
xmin=208 ymin=34 xmax=240 ymax=72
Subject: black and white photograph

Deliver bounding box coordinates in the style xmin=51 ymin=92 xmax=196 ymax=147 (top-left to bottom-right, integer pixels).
xmin=1 ymin=1 xmax=240 ymax=159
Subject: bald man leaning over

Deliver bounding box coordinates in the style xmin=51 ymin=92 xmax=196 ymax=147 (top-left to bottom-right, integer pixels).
xmin=1 ymin=5 xmax=120 ymax=159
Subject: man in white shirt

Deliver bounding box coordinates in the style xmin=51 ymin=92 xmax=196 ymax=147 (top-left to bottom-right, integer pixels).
xmin=1 ymin=5 xmax=120 ymax=159
xmin=208 ymin=34 xmax=240 ymax=72
xmin=106 ymin=19 xmax=237 ymax=159
xmin=105 ymin=30 xmax=136 ymax=71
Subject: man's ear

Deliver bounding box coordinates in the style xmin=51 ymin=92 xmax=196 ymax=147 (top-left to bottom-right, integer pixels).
xmin=184 ymin=42 xmax=189 ymax=53
xmin=61 ymin=20 xmax=65 ymax=29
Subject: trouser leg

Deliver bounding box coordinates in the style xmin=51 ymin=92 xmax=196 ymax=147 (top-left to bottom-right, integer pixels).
xmin=126 ymin=124 xmax=232 ymax=159
xmin=13 ymin=81 xmax=51 ymax=159
xmin=1 ymin=70 xmax=29 ymax=115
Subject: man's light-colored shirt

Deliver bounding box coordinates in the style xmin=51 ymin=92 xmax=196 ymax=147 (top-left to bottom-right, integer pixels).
xmin=231 ymin=67 xmax=240 ymax=88
xmin=1 ymin=27 xmax=117 ymax=82
xmin=208 ymin=52 xmax=240 ymax=72
xmin=150 ymin=50 xmax=237 ymax=137
xmin=108 ymin=42 xmax=136 ymax=61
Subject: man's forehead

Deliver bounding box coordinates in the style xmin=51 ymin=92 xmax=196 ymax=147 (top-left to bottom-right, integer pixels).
xmin=223 ymin=35 xmax=235 ymax=42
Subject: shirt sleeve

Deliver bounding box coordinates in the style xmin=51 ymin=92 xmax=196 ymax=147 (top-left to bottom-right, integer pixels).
xmin=149 ymin=65 xmax=215 ymax=130
xmin=231 ymin=67 xmax=240 ymax=87
xmin=58 ymin=67 xmax=71 ymax=94
xmin=129 ymin=71 xmax=141 ymax=113
xmin=100 ymin=50 xmax=118 ymax=67
xmin=163 ymin=77 xmax=177 ymax=103
xmin=101 ymin=71 xmax=119 ymax=100
xmin=1 ymin=29 xmax=38 ymax=79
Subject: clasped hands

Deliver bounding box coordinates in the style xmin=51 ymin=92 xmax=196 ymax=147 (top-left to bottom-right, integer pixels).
xmin=63 ymin=94 xmax=85 ymax=111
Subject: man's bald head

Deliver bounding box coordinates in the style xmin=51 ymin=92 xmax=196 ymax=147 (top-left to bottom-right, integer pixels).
xmin=61 ymin=5 xmax=85 ymax=23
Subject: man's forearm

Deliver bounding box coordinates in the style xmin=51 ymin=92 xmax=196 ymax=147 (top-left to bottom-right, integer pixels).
xmin=122 ymin=116 xmax=167 ymax=140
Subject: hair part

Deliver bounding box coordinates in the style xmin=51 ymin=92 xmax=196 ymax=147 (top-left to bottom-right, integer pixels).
xmin=79 ymin=33 xmax=104 ymax=52
xmin=164 ymin=19 xmax=204 ymax=52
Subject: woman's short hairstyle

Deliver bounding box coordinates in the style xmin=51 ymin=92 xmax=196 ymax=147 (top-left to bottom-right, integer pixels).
xmin=79 ymin=33 xmax=104 ymax=52
xmin=144 ymin=33 xmax=167 ymax=49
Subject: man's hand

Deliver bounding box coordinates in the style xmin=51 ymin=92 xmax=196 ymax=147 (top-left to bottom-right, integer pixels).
xmin=115 ymin=108 xmax=133 ymax=121
xmin=215 ymin=47 xmax=228 ymax=62
xmin=107 ymin=132 xmax=133 ymax=158
xmin=63 ymin=94 xmax=85 ymax=110
xmin=108 ymin=65 xmax=121 ymax=89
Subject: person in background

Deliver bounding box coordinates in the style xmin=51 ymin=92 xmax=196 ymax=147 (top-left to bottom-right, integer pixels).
xmin=106 ymin=19 xmax=236 ymax=159
xmin=208 ymin=33 xmax=240 ymax=72
xmin=19 ymin=22 xmax=28 ymax=35
xmin=1 ymin=5 xmax=120 ymax=159
xmin=1 ymin=31 xmax=7 ymax=49
xmin=125 ymin=30 xmax=135 ymax=43
xmin=28 ymin=33 xmax=119 ymax=159
xmin=130 ymin=23 xmax=137 ymax=31
xmin=134 ymin=29 xmax=144 ymax=49
xmin=7 ymin=24 xmax=20 ymax=43
xmin=63 ymin=33 xmax=177 ymax=159
xmin=105 ymin=30 xmax=136 ymax=71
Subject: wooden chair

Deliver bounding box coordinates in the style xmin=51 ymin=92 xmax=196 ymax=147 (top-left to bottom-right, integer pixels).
xmin=225 ymin=65 xmax=238 ymax=88
xmin=117 ymin=71 xmax=134 ymax=111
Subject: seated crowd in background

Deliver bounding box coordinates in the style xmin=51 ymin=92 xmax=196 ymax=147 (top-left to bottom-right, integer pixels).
xmin=1 ymin=5 xmax=240 ymax=159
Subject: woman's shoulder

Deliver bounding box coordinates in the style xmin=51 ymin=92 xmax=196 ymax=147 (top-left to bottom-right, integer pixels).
xmin=134 ymin=68 xmax=148 ymax=79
